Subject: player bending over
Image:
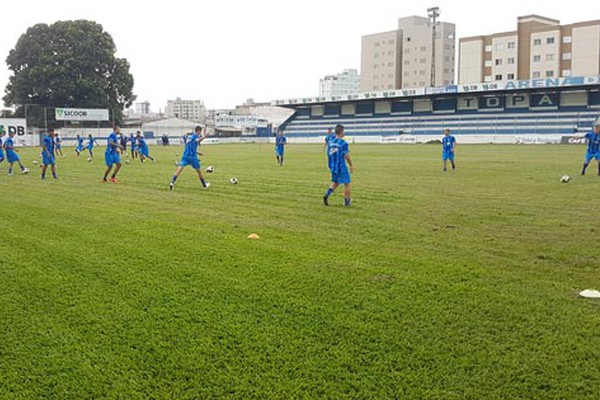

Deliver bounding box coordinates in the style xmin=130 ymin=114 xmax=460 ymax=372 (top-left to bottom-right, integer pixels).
xmin=169 ymin=125 xmax=210 ymax=190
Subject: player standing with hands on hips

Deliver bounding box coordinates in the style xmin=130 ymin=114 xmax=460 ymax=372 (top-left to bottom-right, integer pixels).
xmin=323 ymin=124 xmax=354 ymax=207
xmin=442 ymin=128 xmax=457 ymax=172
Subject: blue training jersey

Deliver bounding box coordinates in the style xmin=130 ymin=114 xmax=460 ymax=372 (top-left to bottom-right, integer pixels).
xmin=43 ymin=135 xmax=55 ymax=155
xmin=584 ymin=132 xmax=600 ymax=153
xmin=325 ymin=134 xmax=336 ymax=146
xmin=183 ymin=133 xmax=200 ymax=158
xmin=442 ymin=135 xmax=456 ymax=153
xmin=77 ymin=137 xmax=84 ymax=146
xmin=4 ymin=137 xmax=14 ymax=151
xmin=55 ymin=136 xmax=61 ymax=144
xmin=106 ymin=132 xmax=119 ymax=154
xmin=328 ymin=138 xmax=349 ymax=173
xmin=138 ymin=137 xmax=147 ymax=148
xmin=275 ymin=135 xmax=286 ymax=149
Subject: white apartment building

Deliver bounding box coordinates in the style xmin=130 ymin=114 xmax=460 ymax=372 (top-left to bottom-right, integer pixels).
xmin=459 ymin=15 xmax=600 ymax=84
xmin=319 ymin=69 xmax=361 ymax=97
xmin=165 ymin=98 xmax=206 ymax=122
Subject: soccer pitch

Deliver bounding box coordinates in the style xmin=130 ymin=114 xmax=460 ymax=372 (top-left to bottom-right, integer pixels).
xmin=1 ymin=144 xmax=599 ymax=399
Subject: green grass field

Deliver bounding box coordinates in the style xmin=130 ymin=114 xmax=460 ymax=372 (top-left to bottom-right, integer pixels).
xmin=1 ymin=143 xmax=599 ymax=399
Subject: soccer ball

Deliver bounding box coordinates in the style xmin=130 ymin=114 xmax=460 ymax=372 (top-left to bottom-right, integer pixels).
xmin=560 ymin=175 xmax=570 ymax=183
xmin=125 ymin=159 xmax=130 ymax=164
xmin=33 ymin=160 xmax=38 ymax=165
xmin=87 ymin=157 xmax=92 ymax=162
xmin=205 ymin=165 xmax=214 ymax=173
xmin=229 ymin=177 xmax=238 ymax=184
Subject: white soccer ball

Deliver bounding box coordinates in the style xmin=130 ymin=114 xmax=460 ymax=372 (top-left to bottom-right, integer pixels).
xmin=205 ymin=165 xmax=214 ymax=173
xmin=33 ymin=160 xmax=38 ymax=165
xmin=125 ymin=159 xmax=130 ymax=164
xmin=560 ymin=175 xmax=571 ymax=183
xmin=87 ymin=157 xmax=92 ymax=162
xmin=229 ymin=177 xmax=238 ymax=185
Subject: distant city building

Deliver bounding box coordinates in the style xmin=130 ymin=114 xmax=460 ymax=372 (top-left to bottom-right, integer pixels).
xmin=319 ymin=69 xmax=361 ymax=97
xmin=165 ymin=98 xmax=206 ymax=122
xmin=459 ymin=15 xmax=600 ymax=84
xmin=135 ymin=101 xmax=151 ymax=115
xmin=361 ymin=12 xmax=456 ymax=92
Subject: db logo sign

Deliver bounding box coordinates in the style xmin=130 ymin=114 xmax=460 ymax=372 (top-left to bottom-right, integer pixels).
xmin=0 ymin=120 xmax=27 ymax=136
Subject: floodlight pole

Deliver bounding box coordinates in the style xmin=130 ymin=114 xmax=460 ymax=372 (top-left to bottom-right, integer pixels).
xmin=428 ymin=6 xmax=440 ymax=87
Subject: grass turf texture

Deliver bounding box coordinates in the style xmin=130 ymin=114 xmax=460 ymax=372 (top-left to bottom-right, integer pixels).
xmin=0 ymin=144 xmax=599 ymax=399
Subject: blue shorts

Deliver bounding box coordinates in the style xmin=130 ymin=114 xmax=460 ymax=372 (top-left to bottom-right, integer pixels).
xmin=56 ymin=144 xmax=62 ymax=150
xmin=105 ymin=152 xmax=121 ymax=166
xmin=275 ymin=147 xmax=284 ymax=156
xmin=87 ymin=146 xmax=94 ymax=151
xmin=42 ymin=154 xmax=55 ymax=165
xmin=331 ymin=167 xmax=351 ymax=184
xmin=7 ymin=150 xmax=19 ymax=163
xmin=584 ymin=151 xmax=600 ymax=163
xmin=442 ymin=152 xmax=455 ymax=161
xmin=76 ymin=145 xmax=84 ymax=152
xmin=140 ymin=147 xmax=149 ymax=157
xmin=0 ymin=149 xmax=4 ymax=159
xmin=179 ymin=156 xmax=200 ymax=169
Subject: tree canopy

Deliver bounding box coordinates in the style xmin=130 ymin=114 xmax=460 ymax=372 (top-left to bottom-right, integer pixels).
xmin=3 ymin=20 xmax=135 ymax=124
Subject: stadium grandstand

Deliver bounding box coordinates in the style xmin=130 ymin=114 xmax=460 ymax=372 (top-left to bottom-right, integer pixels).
xmin=273 ymin=76 xmax=600 ymax=143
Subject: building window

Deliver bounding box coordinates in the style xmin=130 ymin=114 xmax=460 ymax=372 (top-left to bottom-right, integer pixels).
xmin=507 ymin=57 xmax=515 ymax=64
xmin=420 ymin=46 xmax=427 ymax=52
xmin=444 ymin=68 xmax=450 ymax=73
xmin=562 ymin=69 xmax=572 ymax=77
xmin=404 ymin=60 xmax=410 ymax=65
xmin=562 ymin=52 xmax=572 ymax=60
xmin=406 ymin=37 xmax=411 ymax=42
xmin=546 ymin=70 xmax=554 ymax=77
xmin=485 ymin=45 xmax=492 ymax=52
xmin=495 ymin=43 xmax=505 ymax=51
xmin=495 ymin=74 xmax=503 ymax=81
xmin=419 ymin=58 xmax=426 ymax=63
xmin=375 ymin=42 xmax=380 ymax=47
xmin=563 ymin=36 xmax=572 ymax=44
xmin=419 ymin=70 xmax=426 ymax=75
xmin=533 ymin=55 xmax=541 ymax=62
xmin=405 ymin=48 xmax=411 ymax=54
xmin=532 ymin=71 xmax=541 ymax=78
xmin=507 ymin=73 xmax=515 ymax=80
xmin=507 ymin=42 xmax=516 ymax=49
xmin=444 ymin=56 xmax=451 ymax=61
xmin=484 ymin=60 xmax=492 ymax=67
xmin=484 ymin=76 xmax=492 ymax=82
xmin=495 ymin=59 xmax=503 ymax=66
xmin=419 ymin=81 xmax=426 ymax=86
xmin=389 ymin=40 xmax=395 ymax=45
xmin=388 ymin=62 xmax=394 ymax=67
xmin=533 ymin=38 xmax=542 ymax=46
xmin=546 ymin=54 xmax=554 ymax=61
xmin=404 ymin=71 xmax=410 ymax=77
xmin=546 ymin=37 xmax=555 ymax=44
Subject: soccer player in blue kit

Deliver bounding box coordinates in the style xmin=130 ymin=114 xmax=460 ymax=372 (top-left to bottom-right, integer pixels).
xmin=3 ymin=130 xmax=29 ymax=175
xmin=75 ymin=134 xmax=85 ymax=156
xmin=323 ymin=127 xmax=336 ymax=152
xmin=86 ymin=134 xmax=98 ymax=160
xmin=323 ymin=124 xmax=354 ymax=207
xmin=137 ymin=131 xmax=155 ymax=163
xmin=41 ymin=128 xmax=58 ymax=179
xmin=169 ymin=125 xmax=210 ymax=191
xmin=54 ymin=132 xmax=64 ymax=158
xmin=129 ymin=133 xmax=138 ymax=159
xmin=0 ymin=127 xmax=5 ymax=168
xmin=275 ymin=130 xmax=287 ymax=166
xmin=101 ymin=126 xmax=124 ymax=183
xmin=574 ymin=122 xmax=600 ymax=176
xmin=442 ymin=128 xmax=456 ymax=172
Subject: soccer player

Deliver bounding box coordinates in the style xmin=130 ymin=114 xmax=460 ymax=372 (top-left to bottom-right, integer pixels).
xmin=54 ymin=132 xmax=64 ymax=157
xmin=129 ymin=133 xmax=138 ymax=159
xmin=41 ymin=128 xmax=58 ymax=179
xmin=101 ymin=126 xmax=124 ymax=183
xmin=442 ymin=128 xmax=457 ymax=172
xmin=75 ymin=134 xmax=85 ymax=156
xmin=323 ymin=124 xmax=354 ymax=207
xmin=2 ymin=131 xmax=30 ymax=175
xmin=86 ymin=134 xmax=98 ymax=159
xmin=574 ymin=122 xmax=600 ymax=175
xmin=275 ymin=130 xmax=287 ymax=166
xmin=136 ymin=131 xmax=155 ymax=163
xmin=169 ymin=125 xmax=210 ymax=191
xmin=0 ymin=127 xmax=5 ymax=168
xmin=120 ymin=133 xmax=128 ymax=155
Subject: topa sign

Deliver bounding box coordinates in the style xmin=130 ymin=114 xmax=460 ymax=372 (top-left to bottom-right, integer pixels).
xmin=55 ymin=108 xmax=109 ymax=121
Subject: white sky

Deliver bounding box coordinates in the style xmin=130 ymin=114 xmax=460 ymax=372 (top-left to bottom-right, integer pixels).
xmin=0 ymin=0 xmax=596 ymax=111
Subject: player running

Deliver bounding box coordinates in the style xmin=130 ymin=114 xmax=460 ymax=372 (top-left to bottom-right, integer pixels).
xmin=169 ymin=125 xmax=210 ymax=191
xmin=442 ymin=128 xmax=457 ymax=172
xmin=75 ymin=134 xmax=85 ymax=156
xmin=86 ymin=134 xmax=98 ymax=160
xmin=275 ymin=130 xmax=287 ymax=166
xmin=323 ymin=124 xmax=354 ymax=207
xmin=2 ymin=130 xmax=30 ymax=175
xmin=101 ymin=126 xmax=124 ymax=183
xmin=41 ymin=128 xmax=58 ymax=180
xmin=129 ymin=133 xmax=138 ymax=159
xmin=0 ymin=127 xmax=5 ymax=169
xmin=573 ymin=121 xmax=600 ymax=175
xmin=137 ymin=131 xmax=155 ymax=163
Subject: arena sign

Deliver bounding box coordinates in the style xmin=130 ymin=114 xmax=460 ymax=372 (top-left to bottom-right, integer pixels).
xmin=0 ymin=118 xmax=38 ymax=146
xmin=55 ymin=108 xmax=109 ymax=121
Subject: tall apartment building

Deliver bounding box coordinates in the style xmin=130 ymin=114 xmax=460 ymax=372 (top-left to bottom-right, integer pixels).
xmin=165 ymin=98 xmax=206 ymax=122
xmin=360 ymin=15 xmax=456 ymax=92
xmin=459 ymin=15 xmax=600 ymax=84
xmin=135 ymin=101 xmax=150 ymax=115
xmin=319 ymin=69 xmax=361 ymax=97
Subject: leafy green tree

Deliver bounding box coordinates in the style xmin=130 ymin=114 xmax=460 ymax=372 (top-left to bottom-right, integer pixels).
xmin=3 ymin=20 xmax=136 ymax=125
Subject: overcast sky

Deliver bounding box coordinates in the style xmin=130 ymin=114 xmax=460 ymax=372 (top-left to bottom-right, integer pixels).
xmin=0 ymin=0 xmax=596 ymax=111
